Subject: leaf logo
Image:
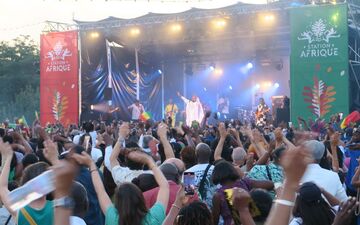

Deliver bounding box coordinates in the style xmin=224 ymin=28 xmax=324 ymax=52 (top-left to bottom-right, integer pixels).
xmin=52 ymin=91 xmax=69 ymax=122
xmin=45 ymin=41 xmax=72 ymax=61
xmin=298 ymin=19 xmax=340 ymax=44
xmin=303 ymin=76 xmax=336 ymax=118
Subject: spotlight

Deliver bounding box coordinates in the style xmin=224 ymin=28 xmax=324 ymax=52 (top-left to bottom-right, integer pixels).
xmin=209 ymin=62 xmax=216 ymax=71
xmin=246 ymin=62 xmax=253 ymax=69
xmin=90 ymin=105 xmax=94 ymax=110
xmin=264 ymin=14 xmax=275 ymax=22
xmin=130 ymin=28 xmax=141 ymax=37
xmin=274 ymin=83 xmax=280 ymax=88
xmin=90 ymin=32 xmax=99 ymax=38
xmin=170 ymin=24 xmax=182 ymax=33
xmin=255 ymin=84 xmax=260 ymax=89
xmin=229 ymin=85 xmax=233 ymax=90
xmin=158 ymin=69 xmax=162 ymax=74
xmin=214 ymin=68 xmax=223 ymax=76
xmin=212 ymin=18 xmax=227 ymax=29
xmin=203 ymin=87 xmax=207 ymax=91
xmin=264 ymin=82 xmax=272 ymax=87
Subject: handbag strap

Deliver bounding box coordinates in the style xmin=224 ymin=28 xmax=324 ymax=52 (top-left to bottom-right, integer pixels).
xmin=198 ymin=164 xmax=212 ymax=200
xmin=20 ymin=208 xmax=37 ymax=225
xmin=356 ymin=188 xmax=360 ymax=216
xmin=5 ymin=215 xmax=11 ymax=225
xmin=265 ymin=165 xmax=273 ymax=181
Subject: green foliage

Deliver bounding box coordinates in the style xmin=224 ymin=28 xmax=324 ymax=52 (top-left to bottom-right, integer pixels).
xmin=0 ymin=35 xmax=40 ymax=123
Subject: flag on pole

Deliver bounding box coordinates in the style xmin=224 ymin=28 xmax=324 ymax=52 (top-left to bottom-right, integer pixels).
xmin=341 ymin=111 xmax=360 ymax=129
xmin=35 ymin=111 xmax=39 ymax=120
xmin=140 ymin=112 xmax=152 ymax=122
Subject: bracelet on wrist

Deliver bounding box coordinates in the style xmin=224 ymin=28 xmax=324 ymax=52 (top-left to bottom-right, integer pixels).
xmin=274 ymin=199 xmax=295 ymax=207
xmin=172 ymin=204 xmax=181 ymax=210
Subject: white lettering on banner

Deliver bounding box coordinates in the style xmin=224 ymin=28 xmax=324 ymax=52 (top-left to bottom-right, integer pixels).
xmin=44 ymin=41 xmax=72 ymax=73
xmin=297 ymin=19 xmax=341 ymax=59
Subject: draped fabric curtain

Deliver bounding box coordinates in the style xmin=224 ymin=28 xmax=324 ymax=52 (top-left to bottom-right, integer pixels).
xmin=80 ymin=34 xmax=162 ymax=122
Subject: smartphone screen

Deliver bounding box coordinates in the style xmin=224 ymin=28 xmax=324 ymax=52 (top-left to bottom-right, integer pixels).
xmin=183 ymin=172 xmax=196 ymax=196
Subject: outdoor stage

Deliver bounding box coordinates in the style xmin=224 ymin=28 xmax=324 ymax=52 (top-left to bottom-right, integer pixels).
xmin=39 ymin=0 xmax=360 ymax=126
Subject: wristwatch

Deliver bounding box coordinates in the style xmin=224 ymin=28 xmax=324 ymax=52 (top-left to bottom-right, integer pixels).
xmin=53 ymin=196 xmax=75 ymax=209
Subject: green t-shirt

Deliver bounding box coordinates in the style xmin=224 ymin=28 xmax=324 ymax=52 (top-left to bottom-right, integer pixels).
xmin=105 ymin=202 xmax=165 ymax=225
xmin=17 ymin=200 xmax=53 ymax=225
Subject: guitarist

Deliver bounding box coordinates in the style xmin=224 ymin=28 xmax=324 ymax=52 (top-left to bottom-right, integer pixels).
xmin=255 ymin=98 xmax=270 ymax=127
xmin=165 ymin=98 xmax=178 ymax=127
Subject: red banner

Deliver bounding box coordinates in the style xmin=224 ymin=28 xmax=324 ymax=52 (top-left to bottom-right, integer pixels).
xmin=40 ymin=31 xmax=79 ymax=126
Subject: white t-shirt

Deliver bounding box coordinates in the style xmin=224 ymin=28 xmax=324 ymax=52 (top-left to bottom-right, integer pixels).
xmin=185 ymin=163 xmax=214 ymax=187
xmin=90 ymin=147 xmax=103 ymax=163
xmin=70 ymin=216 xmax=87 ymax=225
xmin=128 ymin=104 xmax=144 ymax=120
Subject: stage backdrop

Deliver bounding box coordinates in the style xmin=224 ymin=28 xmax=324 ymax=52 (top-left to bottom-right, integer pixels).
xmin=80 ymin=33 xmax=162 ymax=122
xmin=290 ymin=4 xmax=349 ymax=125
xmin=40 ymin=31 xmax=79 ymax=126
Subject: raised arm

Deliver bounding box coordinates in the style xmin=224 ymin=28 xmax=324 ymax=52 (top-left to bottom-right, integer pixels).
xmin=265 ymin=145 xmax=311 ymax=225
xmin=157 ymin=123 xmax=175 ymax=159
xmin=0 ymin=139 xmax=16 ymax=217
xmin=214 ymin=122 xmax=227 ymax=161
xmin=72 ymin=152 xmax=112 ymax=214
xmin=128 ymin=151 xmax=169 ymax=209
xmin=351 ymin=162 xmax=360 ymax=187
xmin=177 ymin=92 xmax=189 ymax=104
xmin=110 ymin=123 xmax=129 ymax=169
xmin=330 ymin=132 xmax=340 ymax=172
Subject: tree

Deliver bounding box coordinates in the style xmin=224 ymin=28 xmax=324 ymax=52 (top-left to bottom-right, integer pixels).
xmin=0 ymin=35 xmax=40 ymax=122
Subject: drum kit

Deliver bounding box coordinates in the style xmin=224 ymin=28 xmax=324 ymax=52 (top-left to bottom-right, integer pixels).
xmin=234 ymin=106 xmax=255 ymax=125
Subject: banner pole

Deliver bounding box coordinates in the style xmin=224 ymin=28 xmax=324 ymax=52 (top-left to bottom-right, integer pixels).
xmin=135 ymin=47 xmax=140 ymax=100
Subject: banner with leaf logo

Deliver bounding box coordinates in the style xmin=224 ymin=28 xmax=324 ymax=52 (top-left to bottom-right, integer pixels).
xmin=40 ymin=31 xmax=79 ymax=126
xmin=290 ymin=4 xmax=349 ymax=125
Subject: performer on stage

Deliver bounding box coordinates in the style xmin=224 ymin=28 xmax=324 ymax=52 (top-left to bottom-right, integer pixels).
xmin=165 ymin=98 xmax=178 ymax=127
xmin=255 ymin=98 xmax=270 ymax=127
xmin=128 ymin=99 xmax=145 ymax=121
xmin=217 ymin=95 xmax=230 ymax=119
xmin=177 ymin=92 xmax=204 ymax=127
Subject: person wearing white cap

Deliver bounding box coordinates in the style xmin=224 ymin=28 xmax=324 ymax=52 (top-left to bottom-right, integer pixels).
xmin=301 ymin=140 xmax=348 ymax=202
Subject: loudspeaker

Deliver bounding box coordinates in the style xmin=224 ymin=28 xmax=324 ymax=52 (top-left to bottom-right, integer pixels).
xmin=276 ymin=108 xmax=290 ymax=126
xmin=104 ymin=88 xmax=112 ymax=100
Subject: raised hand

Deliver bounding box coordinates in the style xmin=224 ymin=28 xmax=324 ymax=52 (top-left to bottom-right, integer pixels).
xmin=127 ymin=150 xmax=154 ymax=166
xmin=0 ymin=139 xmax=13 ymax=160
xmin=44 ymin=139 xmax=60 ymax=165
xmin=281 ymin=145 xmax=312 ymax=186
xmin=72 ymin=151 xmax=93 ymax=168
xmin=218 ymin=122 xmax=228 ymax=139
xmin=330 ymin=132 xmax=340 ymax=146
xmin=118 ymin=122 xmax=130 ymax=140
xmin=157 ymin=123 xmax=168 ymax=139
xmin=332 ymin=197 xmax=359 ymax=225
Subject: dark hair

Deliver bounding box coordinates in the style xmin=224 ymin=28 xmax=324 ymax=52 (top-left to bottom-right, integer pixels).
xmin=71 ymin=182 xmax=89 ymax=218
xmin=131 ymin=173 xmax=157 ymax=192
xmin=272 ymin=146 xmax=286 ymax=164
xmin=22 ymin=153 xmax=39 ymax=169
xmin=180 ymin=146 xmax=197 ymax=169
xmin=250 ymin=189 xmax=272 ymax=222
xmin=82 ymin=122 xmax=94 ymax=133
xmin=293 ymin=195 xmax=335 ymax=225
xmin=0 ymin=128 xmax=5 ymax=137
xmin=114 ymin=183 xmax=148 ymax=225
xmin=175 ymin=201 xmax=213 ymax=225
xmin=212 ymin=160 xmax=240 ymax=185
xmin=2 ymin=135 xmax=13 ymax=144
xmin=21 ymin=162 xmax=49 ymax=185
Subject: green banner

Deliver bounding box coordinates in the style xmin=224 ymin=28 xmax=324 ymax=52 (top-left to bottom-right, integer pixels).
xmin=290 ymin=4 xmax=349 ymax=125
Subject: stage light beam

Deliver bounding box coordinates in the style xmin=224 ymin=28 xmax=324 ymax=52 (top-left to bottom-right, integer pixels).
xmin=158 ymin=69 xmax=162 ymax=74
xmin=246 ymin=62 xmax=253 ymax=69
xmin=229 ymin=85 xmax=233 ymax=90
xmin=90 ymin=32 xmax=99 ymax=38
xmin=90 ymin=105 xmax=94 ymax=110
xmin=274 ymin=83 xmax=280 ymax=88
xmin=214 ymin=68 xmax=223 ymax=76
xmin=255 ymin=84 xmax=260 ymax=89
xmin=130 ymin=28 xmax=141 ymax=37
xmin=212 ymin=18 xmax=227 ymax=29
xmin=170 ymin=24 xmax=182 ymax=33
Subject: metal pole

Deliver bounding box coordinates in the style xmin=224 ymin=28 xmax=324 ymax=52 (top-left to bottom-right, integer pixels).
xmin=183 ymin=63 xmax=187 ymax=109
xmin=135 ymin=47 xmax=140 ymax=100
xmin=78 ymin=31 xmax=82 ymax=125
xmin=161 ymin=63 xmax=165 ymax=120
xmin=106 ymin=40 xmax=112 ymax=88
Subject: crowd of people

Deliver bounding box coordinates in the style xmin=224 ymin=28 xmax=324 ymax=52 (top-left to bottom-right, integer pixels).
xmin=0 ymin=111 xmax=359 ymax=225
